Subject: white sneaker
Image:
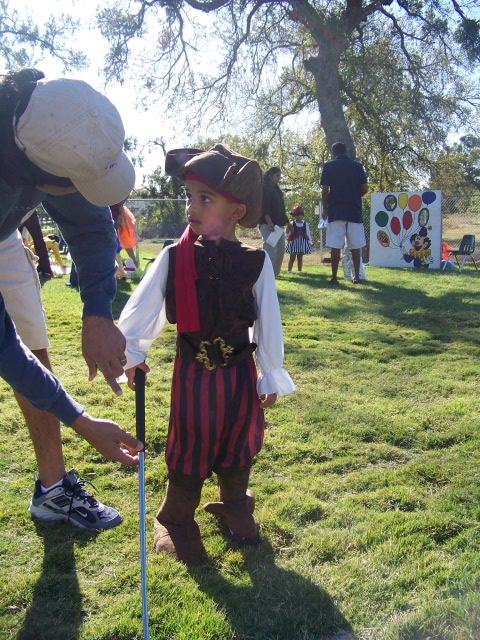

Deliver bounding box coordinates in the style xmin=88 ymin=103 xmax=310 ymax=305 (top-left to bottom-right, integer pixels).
xmin=28 ymin=469 xmax=122 ymax=531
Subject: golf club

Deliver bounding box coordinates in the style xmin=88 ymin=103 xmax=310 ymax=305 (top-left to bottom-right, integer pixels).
xmin=135 ymin=367 xmax=149 ymax=640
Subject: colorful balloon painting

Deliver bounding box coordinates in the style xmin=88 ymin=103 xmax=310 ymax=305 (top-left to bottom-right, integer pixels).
xmin=418 ymin=208 xmax=430 ymax=226
xmin=370 ymin=190 xmax=441 ymax=269
xmin=375 ymin=210 xmax=389 ymax=227
xmin=384 ymin=195 xmax=397 ymax=211
xmin=422 ymin=191 xmax=436 ymax=205
xmin=403 ymin=210 xmax=413 ymax=230
xmin=390 ymin=216 xmax=401 ymax=235
xmin=377 ymin=230 xmax=390 ymax=247
xmin=398 ymin=193 xmax=409 ymax=209
xmin=408 ymin=194 xmax=422 ymax=212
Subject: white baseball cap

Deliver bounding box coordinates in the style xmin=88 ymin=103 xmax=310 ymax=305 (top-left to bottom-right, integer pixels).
xmin=14 ymin=77 xmax=136 ymax=207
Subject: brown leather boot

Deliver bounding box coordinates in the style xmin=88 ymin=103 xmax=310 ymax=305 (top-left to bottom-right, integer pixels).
xmin=203 ymin=467 xmax=260 ymax=545
xmin=154 ymin=469 xmax=204 ymax=564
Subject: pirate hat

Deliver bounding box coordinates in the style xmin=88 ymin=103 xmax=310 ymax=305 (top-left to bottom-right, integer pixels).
xmin=165 ymin=143 xmax=262 ymax=228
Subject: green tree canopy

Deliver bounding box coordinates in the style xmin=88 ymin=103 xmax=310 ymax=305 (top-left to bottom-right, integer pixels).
xmin=96 ymin=0 xmax=480 ymax=169
xmin=0 ymin=0 xmax=87 ymax=70
xmin=430 ymin=134 xmax=480 ymax=193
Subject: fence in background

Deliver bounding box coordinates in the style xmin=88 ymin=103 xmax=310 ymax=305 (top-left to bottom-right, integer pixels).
xmin=126 ymin=194 xmax=480 ymax=264
xmin=37 ymin=194 xmax=480 ymax=265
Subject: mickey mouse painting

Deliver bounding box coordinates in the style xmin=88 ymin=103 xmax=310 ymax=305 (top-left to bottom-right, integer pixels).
xmin=401 ymin=226 xmax=434 ymax=268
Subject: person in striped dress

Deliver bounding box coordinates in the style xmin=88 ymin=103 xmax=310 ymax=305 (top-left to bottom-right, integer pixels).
xmin=286 ymin=206 xmax=312 ymax=273
xmin=118 ymin=144 xmax=296 ymax=564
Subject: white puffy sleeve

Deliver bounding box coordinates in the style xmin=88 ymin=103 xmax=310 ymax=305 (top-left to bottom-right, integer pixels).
xmin=251 ymin=253 xmax=296 ymax=397
xmin=117 ymin=247 xmax=170 ymax=369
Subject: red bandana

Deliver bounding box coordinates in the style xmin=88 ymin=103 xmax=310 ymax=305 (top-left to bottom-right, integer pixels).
xmin=175 ymin=225 xmax=200 ymax=333
xmin=175 ymin=172 xmax=241 ymax=333
xmin=184 ymin=172 xmax=241 ymax=203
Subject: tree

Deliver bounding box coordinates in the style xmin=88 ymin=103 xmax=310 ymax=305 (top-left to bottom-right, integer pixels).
xmin=430 ymin=135 xmax=480 ymax=193
xmin=134 ymin=166 xmax=183 ymax=198
xmin=134 ymin=131 xmax=275 ymax=197
xmin=96 ymin=0 xmax=480 ymax=168
xmin=0 ymin=0 xmax=88 ymax=70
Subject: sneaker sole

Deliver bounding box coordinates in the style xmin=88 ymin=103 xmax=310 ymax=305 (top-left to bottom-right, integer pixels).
xmin=28 ymin=503 xmax=122 ymax=531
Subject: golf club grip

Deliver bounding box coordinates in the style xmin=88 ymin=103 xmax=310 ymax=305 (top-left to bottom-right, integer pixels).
xmin=134 ymin=367 xmax=146 ymax=443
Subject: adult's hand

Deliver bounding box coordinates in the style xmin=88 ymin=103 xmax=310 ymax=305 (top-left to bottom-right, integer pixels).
xmin=71 ymin=412 xmax=144 ymax=465
xmin=82 ymin=316 xmax=127 ymax=395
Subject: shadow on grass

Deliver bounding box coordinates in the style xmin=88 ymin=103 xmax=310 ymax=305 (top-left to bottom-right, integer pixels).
xmin=280 ymin=268 xmax=480 ymax=346
xmin=189 ymin=538 xmax=354 ymax=640
xmin=17 ymin=521 xmax=97 ymax=640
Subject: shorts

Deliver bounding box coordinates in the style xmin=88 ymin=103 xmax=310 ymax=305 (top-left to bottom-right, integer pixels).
xmin=326 ymin=220 xmax=366 ymax=250
xmin=0 ymin=230 xmax=49 ymax=351
xmin=166 ymin=355 xmax=264 ymax=478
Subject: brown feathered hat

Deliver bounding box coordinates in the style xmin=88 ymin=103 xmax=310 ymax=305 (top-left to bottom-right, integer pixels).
xmin=164 ymin=143 xmax=262 ymax=228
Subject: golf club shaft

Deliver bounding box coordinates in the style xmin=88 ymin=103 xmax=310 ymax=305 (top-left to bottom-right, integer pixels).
xmin=139 ymin=452 xmax=148 ymax=638
xmin=135 ymin=368 xmax=149 ymax=639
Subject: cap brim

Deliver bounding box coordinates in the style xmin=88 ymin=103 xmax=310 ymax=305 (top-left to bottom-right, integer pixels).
xmin=73 ymin=152 xmax=136 ymax=207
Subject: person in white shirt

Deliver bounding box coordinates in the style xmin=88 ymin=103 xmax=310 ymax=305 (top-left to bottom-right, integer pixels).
xmin=118 ymin=144 xmax=296 ymax=564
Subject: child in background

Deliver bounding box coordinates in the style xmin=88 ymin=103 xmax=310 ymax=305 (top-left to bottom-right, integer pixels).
xmin=286 ymin=206 xmax=312 ymax=273
xmin=116 ymin=203 xmax=139 ymax=268
xmin=118 ymin=144 xmax=296 ymax=564
xmin=441 ymin=241 xmax=458 ymax=270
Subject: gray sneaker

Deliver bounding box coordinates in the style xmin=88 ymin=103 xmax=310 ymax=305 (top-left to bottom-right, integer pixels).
xmin=28 ymin=469 xmax=122 ymax=531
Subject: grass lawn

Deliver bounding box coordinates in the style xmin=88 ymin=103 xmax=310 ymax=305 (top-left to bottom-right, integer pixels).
xmin=0 ymin=260 xmax=479 ymax=640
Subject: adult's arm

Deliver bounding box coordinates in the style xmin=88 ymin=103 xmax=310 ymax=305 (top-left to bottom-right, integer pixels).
xmin=260 ymin=184 xmax=275 ymax=230
xmin=0 ymin=293 xmax=142 ymax=462
xmin=41 ymin=192 xmax=127 ymax=394
xmin=0 ymin=293 xmax=83 ymax=425
xmin=360 ymin=183 xmax=368 ymax=197
xmin=321 ymin=185 xmax=329 ymax=218
xmin=41 ymin=192 xmax=117 ymax=318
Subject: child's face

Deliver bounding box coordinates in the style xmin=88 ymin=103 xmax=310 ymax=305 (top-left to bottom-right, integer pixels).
xmin=184 ymin=179 xmax=244 ymax=242
xmin=294 ymin=214 xmax=304 ymax=221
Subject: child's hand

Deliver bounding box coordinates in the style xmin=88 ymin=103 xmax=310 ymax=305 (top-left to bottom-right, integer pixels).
xmin=260 ymin=393 xmax=277 ymax=408
xmin=125 ymin=362 xmax=150 ymax=391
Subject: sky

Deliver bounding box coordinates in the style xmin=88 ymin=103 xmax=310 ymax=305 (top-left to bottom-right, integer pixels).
xmin=20 ymin=0 xmax=180 ymax=183
xmin=16 ymin=0 xmax=476 ymax=184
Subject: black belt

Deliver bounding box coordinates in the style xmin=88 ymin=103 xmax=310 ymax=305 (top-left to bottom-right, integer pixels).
xmin=177 ymin=334 xmax=256 ymax=371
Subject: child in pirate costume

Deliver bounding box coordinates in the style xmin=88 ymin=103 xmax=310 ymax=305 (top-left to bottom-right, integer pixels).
xmin=118 ymin=144 xmax=296 ymax=564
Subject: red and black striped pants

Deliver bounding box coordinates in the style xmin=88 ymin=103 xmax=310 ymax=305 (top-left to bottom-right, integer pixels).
xmin=165 ymin=355 xmax=264 ymax=478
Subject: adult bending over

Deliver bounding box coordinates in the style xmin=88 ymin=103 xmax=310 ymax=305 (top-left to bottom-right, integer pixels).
xmin=0 ymin=67 xmax=137 ymax=530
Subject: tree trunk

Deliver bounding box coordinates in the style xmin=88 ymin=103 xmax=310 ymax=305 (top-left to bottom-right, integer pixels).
xmin=305 ymin=46 xmax=356 ymax=159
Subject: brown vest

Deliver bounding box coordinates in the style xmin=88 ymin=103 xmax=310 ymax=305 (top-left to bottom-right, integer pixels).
xmin=166 ymin=238 xmax=265 ymax=367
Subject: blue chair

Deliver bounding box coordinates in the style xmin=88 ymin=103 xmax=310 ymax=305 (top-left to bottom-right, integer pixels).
xmin=443 ymin=235 xmax=478 ymax=273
